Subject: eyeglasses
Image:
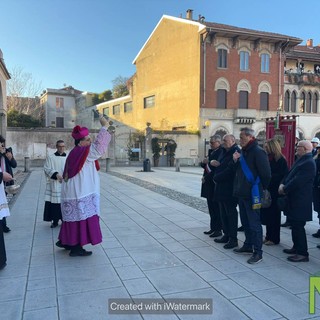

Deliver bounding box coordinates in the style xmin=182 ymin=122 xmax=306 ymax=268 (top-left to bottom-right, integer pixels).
xmin=57 ymin=145 xmax=65 ymax=148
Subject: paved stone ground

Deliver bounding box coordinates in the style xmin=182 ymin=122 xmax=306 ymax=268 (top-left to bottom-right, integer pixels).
xmin=1 ymin=166 xmax=320 ymax=319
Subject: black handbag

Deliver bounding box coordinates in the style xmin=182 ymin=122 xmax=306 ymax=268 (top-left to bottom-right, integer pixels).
xmin=277 ymin=196 xmax=288 ymax=212
xmin=261 ymin=190 xmax=272 ymax=208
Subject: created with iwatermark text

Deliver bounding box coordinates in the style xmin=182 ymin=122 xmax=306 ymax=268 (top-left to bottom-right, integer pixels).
xmin=108 ymin=298 xmax=213 ymax=315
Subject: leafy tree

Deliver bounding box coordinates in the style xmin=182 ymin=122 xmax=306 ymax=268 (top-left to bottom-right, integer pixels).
xmin=99 ymin=90 xmax=113 ymax=102
xmin=92 ymin=93 xmax=100 ymax=105
xmin=92 ymin=90 xmax=113 ymax=105
xmin=112 ymin=76 xmax=129 ymax=98
xmin=7 ymin=109 xmax=42 ymax=128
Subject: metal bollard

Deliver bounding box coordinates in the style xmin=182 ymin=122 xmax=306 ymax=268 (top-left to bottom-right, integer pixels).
xmin=24 ymin=157 xmax=30 ymax=172
xmin=106 ymin=158 xmax=110 ymax=172
xmin=175 ymin=158 xmax=180 ymax=172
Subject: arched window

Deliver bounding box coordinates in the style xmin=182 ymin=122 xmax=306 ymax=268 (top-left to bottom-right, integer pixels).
xmin=218 ymin=49 xmax=228 ymax=68
xmin=260 ymin=93 xmax=269 ymax=110
xmin=240 ymin=51 xmax=250 ymax=71
xmin=306 ymin=92 xmax=312 ymax=113
xmin=261 ymin=54 xmax=270 ymax=73
xmin=313 ymin=92 xmax=319 ymax=113
xmin=291 ymin=91 xmax=297 ymax=112
xmin=217 ymin=89 xmax=227 ymax=109
xmin=214 ymin=129 xmax=228 ymax=139
xmin=239 ymin=91 xmax=248 ymax=109
xmin=258 ymin=81 xmax=271 ymax=111
xmin=300 ymin=92 xmax=306 ymax=113
xmin=284 ymin=90 xmax=290 ymax=112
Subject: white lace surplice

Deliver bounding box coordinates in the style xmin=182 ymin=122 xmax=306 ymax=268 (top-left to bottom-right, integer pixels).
xmin=61 ymin=127 xmax=111 ymax=222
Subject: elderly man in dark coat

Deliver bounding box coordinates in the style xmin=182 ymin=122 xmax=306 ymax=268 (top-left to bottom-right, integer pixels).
xmin=232 ymin=128 xmax=271 ymax=264
xmin=213 ymin=134 xmax=241 ymax=249
xmin=279 ymin=140 xmax=316 ymax=262
xmin=201 ymin=135 xmax=224 ymax=238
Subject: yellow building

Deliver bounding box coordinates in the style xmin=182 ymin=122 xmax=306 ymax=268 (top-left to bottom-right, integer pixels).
xmin=97 ymin=11 xmax=302 ymax=165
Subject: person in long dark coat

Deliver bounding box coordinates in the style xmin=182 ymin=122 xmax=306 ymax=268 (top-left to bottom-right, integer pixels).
xmin=0 ymin=135 xmax=17 ymax=233
xmin=312 ymin=145 xmax=320 ymax=242
xmin=213 ymin=134 xmax=240 ymax=249
xmin=261 ymin=139 xmax=288 ymax=245
xmin=201 ymin=135 xmax=224 ymax=238
xmin=279 ymin=140 xmax=316 ymax=262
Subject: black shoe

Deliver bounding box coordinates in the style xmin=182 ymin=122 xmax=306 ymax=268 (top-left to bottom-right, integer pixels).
xmin=0 ymin=262 xmax=7 ymax=270
xmin=224 ymin=241 xmax=238 ymax=249
xmin=283 ymin=248 xmax=297 ymax=254
xmin=69 ymin=248 xmax=92 ymax=257
xmin=3 ymin=226 xmax=11 ymax=233
xmin=209 ymin=231 xmax=222 ymax=238
xmin=234 ymin=246 xmax=253 ymax=254
xmin=312 ymin=229 xmax=320 ymax=238
xmin=50 ymin=222 xmax=58 ymax=228
xmin=317 ymin=245 xmax=320 ymax=249
xmin=214 ymin=235 xmax=229 ymax=243
xmin=247 ymin=253 xmax=263 ymax=264
xmin=287 ymin=254 xmax=309 ymax=262
xmin=237 ymin=226 xmax=244 ymax=232
xmin=55 ymin=241 xmax=72 ymax=250
xmin=203 ymin=230 xmax=214 ymax=235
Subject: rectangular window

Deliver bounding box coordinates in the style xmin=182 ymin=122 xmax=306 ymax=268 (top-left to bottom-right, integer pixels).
xmin=124 ymin=101 xmax=132 ymax=113
xmin=260 ymin=92 xmax=269 ymax=110
xmin=56 ymin=117 xmax=64 ymax=128
xmin=239 ymin=91 xmax=248 ymax=109
xmin=240 ymin=51 xmax=249 ymax=71
xmin=103 ymin=107 xmax=109 ymax=116
xmin=218 ymin=49 xmax=227 ymax=68
xmin=144 ymin=95 xmax=155 ymax=109
xmin=261 ymin=53 xmax=270 ymax=73
xmin=56 ymin=97 xmax=64 ymax=109
xmin=217 ymin=89 xmax=227 ymax=109
xmin=113 ymin=104 xmax=120 ymax=115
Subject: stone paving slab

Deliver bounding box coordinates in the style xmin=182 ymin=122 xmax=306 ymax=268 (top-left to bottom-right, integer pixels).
xmin=1 ymin=167 xmax=320 ymax=319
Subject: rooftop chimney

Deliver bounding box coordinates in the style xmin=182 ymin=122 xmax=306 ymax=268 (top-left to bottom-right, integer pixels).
xmin=186 ymin=9 xmax=193 ymax=20
xmin=306 ymin=39 xmax=313 ymax=47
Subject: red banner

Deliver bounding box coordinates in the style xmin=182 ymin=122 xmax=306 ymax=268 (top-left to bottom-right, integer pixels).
xmin=266 ymin=115 xmax=297 ymax=169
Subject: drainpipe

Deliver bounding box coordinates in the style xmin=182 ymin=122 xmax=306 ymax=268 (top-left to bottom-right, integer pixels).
xmin=203 ymin=36 xmax=206 ymax=106
xmin=279 ymin=45 xmax=282 ymax=110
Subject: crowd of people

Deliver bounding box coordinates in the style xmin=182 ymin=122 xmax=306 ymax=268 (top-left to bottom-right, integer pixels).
xmin=201 ymin=128 xmax=320 ymax=264
xmin=1 ymin=123 xmax=319 ymax=269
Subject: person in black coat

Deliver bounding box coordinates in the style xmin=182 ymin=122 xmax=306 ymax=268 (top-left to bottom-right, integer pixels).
xmin=213 ymin=134 xmax=241 ymax=249
xmin=312 ymin=145 xmax=320 ymax=241
xmin=279 ymin=140 xmax=316 ymax=262
xmin=232 ymin=127 xmax=271 ymax=264
xmin=260 ymin=139 xmax=288 ymax=245
xmin=0 ymin=135 xmax=17 ymax=233
xmin=201 ymin=135 xmax=224 ymax=238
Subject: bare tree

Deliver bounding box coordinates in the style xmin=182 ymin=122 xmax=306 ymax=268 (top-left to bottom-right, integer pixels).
xmin=112 ymin=76 xmax=129 ymax=98
xmin=7 ymin=66 xmax=43 ymax=115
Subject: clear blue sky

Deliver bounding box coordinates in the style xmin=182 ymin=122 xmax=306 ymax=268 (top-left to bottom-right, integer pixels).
xmin=1 ymin=0 xmax=319 ymax=95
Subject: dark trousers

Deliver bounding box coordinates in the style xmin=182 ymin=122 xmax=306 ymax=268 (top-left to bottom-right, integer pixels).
xmin=265 ymin=210 xmax=281 ymax=244
xmin=291 ymin=220 xmax=308 ymax=256
xmin=207 ymin=198 xmax=221 ymax=232
xmin=0 ymin=221 xmax=6 ymax=267
xmin=239 ymin=199 xmax=263 ymax=256
xmin=219 ymin=201 xmax=238 ymax=241
xmin=1 ymin=217 xmax=7 ymax=228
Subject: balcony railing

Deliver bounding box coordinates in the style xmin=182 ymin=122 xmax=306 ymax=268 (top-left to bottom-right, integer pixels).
xmin=284 ymin=71 xmax=320 ymax=85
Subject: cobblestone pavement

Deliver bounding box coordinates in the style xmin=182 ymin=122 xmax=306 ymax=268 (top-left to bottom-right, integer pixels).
xmin=108 ymin=171 xmax=208 ymax=213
